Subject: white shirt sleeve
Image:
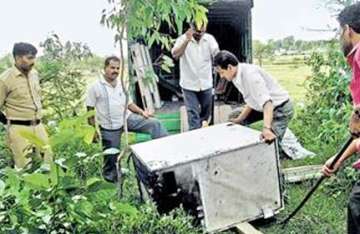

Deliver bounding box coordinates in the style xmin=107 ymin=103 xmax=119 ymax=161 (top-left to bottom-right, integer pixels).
xmin=209 ymin=35 xmax=219 ymax=58
xmin=246 ymin=71 xmax=272 ymax=109
xmin=171 ymin=35 xmax=186 ymax=55
xmin=85 ymin=84 xmax=97 ymax=107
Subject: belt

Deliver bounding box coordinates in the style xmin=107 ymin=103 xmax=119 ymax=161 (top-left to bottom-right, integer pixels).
xmin=99 ymin=125 xmax=123 ymax=132
xmin=9 ymin=119 xmax=41 ymax=126
xmin=274 ymin=99 xmax=289 ymax=111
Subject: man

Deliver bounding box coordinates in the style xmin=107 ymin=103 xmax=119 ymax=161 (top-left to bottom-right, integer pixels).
xmin=214 ymin=50 xmax=293 ymax=150
xmin=322 ymin=3 xmax=360 ymax=233
xmin=171 ymin=22 xmax=219 ymax=130
xmin=0 ymin=42 xmax=52 ymax=169
xmin=86 ymin=56 xmax=168 ymax=183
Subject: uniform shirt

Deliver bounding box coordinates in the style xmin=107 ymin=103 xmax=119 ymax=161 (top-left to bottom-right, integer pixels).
xmin=232 ymin=63 xmax=290 ymax=112
xmin=0 ymin=66 xmax=42 ymax=120
xmin=86 ymin=77 xmax=133 ymax=130
xmin=172 ymin=33 xmax=219 ymax=91
xmin=347 ymin=42 xmax=360 ymax=107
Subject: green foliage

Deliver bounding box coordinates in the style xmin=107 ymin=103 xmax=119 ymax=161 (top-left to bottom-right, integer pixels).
xmin=0 ymin=54 xmax=12 ymax=74
xmin=253 ymin=40 xmax=274 ymax=66
xmin=0 ymin=114 xmax=200 ymax=233
xmin=322 ymin=0 xmax=358 ymax=13
xmin=101 ymin=0 xmax=208 ymax=72
xmin=292 ymin=42 xmax=352 ymax=147
xmin=0 ymin=126 xmax=12 ymax=169
xmin=37 ymin=34 xmax=93 ymax=121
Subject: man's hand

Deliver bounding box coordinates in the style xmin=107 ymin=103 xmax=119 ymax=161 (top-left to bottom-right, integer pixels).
xmin=141 ymin=110 xmax=154 ymax=119
xmin=230 ymin=117 xmax=242 ymax=124
xmin=260 ymin=128 xmax=276 ymax=144
xmin=185 ymin=28 xmax=194 ymax=41
xmin=349 ymin=109 xmax=360 ymax=137
xmin=322 ymin=155 xmax=342 ymax=177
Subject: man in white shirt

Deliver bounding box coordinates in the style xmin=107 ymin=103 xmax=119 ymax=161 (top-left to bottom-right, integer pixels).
xmin=172 ymin=23 xmax=219 ymax=130
xmin=214 ymin=50 xmax=293 ymax=152
xmin=86 ymin=56 xmax=168 ymax=182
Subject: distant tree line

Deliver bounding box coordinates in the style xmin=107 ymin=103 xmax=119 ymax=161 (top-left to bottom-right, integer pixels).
xmin=253 ymin=36 xmax=336 ymax=66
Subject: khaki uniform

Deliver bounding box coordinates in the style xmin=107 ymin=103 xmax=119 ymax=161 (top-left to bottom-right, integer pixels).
xmin=0 ymin=66 xmax=52 ymax=168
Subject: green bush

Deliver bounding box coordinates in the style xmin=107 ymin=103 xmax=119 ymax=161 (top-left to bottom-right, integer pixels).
xmin=292 ymin=43 xmax=352 ymax=148
xmin=0 ymin=54 xmax=12 ymax=74
xmin=37 ymin=34 xmax=93 ymax=121
xmin=0 ymin=114 xmax=200 ymax=233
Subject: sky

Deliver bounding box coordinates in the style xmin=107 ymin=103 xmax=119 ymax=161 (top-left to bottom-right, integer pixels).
xmin=0 ymin=0 xmax=339 ymax=57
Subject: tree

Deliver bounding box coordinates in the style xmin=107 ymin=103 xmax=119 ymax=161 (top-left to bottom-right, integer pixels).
xmin=282 ymin=36 xmax=295 ymax=51
xmin=0 ymin=54 xmax=12 ymax=74
xmin=253 ymin=40 xmax=274 ymax=66
xmin=37 ymin=34 xmax=93 ymax=121
xmin=100 ymin=0 xmax=208 ymax=195
xmin=322 ymin=0 xmax=358 ymax=13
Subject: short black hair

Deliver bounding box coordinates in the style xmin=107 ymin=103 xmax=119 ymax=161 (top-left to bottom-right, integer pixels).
xmin=12 ymin=42 xmax=37 ymax=58
xmin=338 ymin=2 xmax=360 ymax=34
xmin=104 ymin=56 xmax=120 ymax=68
xmin=214 ymin=50 xmax=239 ymax=69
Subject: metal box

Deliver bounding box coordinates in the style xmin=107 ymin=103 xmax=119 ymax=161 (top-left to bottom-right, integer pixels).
xmin=131 ymin=123 xmax=283 ymax=233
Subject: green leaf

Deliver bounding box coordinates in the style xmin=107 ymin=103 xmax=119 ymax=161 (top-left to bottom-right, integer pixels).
xmin=86 ymin=177 xmax=103 ymax=187
xmin=23 ymin=173 xmax=51 ymax=189
xmin=109 ymin=202 xmax=138 ymax=217
xmin=0 ymin=179 xmax=5 ymax=196
xmin=161 ymin=64 xmax=171 ymax=73
xmin=18 ymin=130 xmax=47 ymax=149
xmin=83 ymin=126 xmax=95 ymax=145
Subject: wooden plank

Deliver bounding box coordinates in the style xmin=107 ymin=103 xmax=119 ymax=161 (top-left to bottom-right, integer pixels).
xmin=283 ymin=165 xmax=323 ymax=183
xmin=235 ymin=222 xmax=263 ymax=234
xmin=142 ymin=45 xmax=162 ymax=109
xmin=130 ymin=43 xmax=162 ymax=113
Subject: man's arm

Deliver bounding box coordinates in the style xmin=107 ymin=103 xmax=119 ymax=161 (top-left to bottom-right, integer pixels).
xmin=128 ymin=103 xmax=152 ymax=118
xmin=246 ymin=71 xmax=277 ymax=143
xmin=261 ymin=101 xmax=276 ymax=143
xmin=322 ymin=139 xmax=357 ymax=176
xmin=263 ymin=101 xmax=274 ymax=129
xmin=171 ymin=29 xmax=193 ymax=60
xmin=231 ymin=105 xmax=252 ymax=124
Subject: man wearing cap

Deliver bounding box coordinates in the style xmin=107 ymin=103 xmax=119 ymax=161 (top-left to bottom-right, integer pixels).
xmin=172 ymin=22 xmax=219 ymax=130
xmin=86 ymin=56 xmax=168 ymax=183
xmin=0 ymin=42 xmax=52 ymax=169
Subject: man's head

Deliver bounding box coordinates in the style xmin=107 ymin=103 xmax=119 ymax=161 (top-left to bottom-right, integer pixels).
xmin=338 ymin=2 xmax=360 ymax=56
xmin=104 ymin=56 xmax=120 ymax=81
xmin=191 ymin=22 xmax=207 ymax=41
xmin=214 ymin=50 xmax=239 ymax=81
xmin=13 ymin=42 xmax=37 ymax=74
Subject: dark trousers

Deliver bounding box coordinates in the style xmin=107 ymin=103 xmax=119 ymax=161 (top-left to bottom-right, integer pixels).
xmin=182 ymin=88 xmax=212 ymax=130
xmin=100 ymin=113 xmax=168 ymax=182
xmin=240 ymin=101 xmax=293 ymax=155
xmin=348 ymin=180 xmax=360 ymax=234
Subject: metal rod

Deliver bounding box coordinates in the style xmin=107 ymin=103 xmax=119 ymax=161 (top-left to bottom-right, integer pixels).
xmin=280 ymin=136 xmax=353 ymax=226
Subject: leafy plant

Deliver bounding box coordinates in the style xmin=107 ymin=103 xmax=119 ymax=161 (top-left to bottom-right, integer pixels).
xmin=37 ymin=34 xmax=93 ymax=121
xmin=292 ymin=42 xmax=352 ymax=148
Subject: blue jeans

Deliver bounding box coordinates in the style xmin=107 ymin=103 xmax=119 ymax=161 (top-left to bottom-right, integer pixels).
xmin=100 ymin=113 xmax=168 ymax=182
xmin=182 ymin=88 xmax=213 ymax=130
